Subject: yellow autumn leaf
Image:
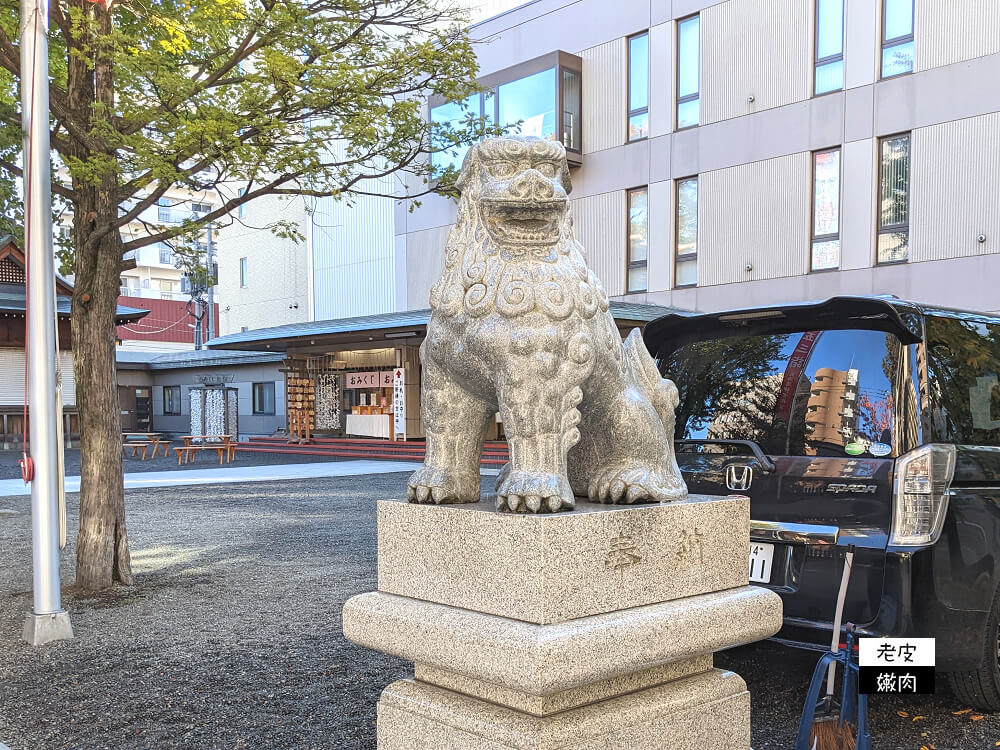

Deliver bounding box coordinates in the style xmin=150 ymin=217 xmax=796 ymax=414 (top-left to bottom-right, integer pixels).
xmin=912 ymin=715 xmax=927 ymax=721
xmin=953 ymin=708 xmax=973 ymax=715
xmin=971 ymin=714 xmax=985 ymax=720
xmin=897 ymin=710 xmax=910 ymax=717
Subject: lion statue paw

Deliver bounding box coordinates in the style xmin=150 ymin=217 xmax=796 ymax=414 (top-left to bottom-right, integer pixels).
xmin=406 ymin=466 xmax=480 ymax=505
xmin=496 ymin=469 xmax=575 ymax=513
xmin=587 ymin=464 xmax=687 ymax=505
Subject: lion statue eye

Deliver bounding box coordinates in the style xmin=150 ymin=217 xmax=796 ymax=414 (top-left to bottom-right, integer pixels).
xmin=535 ymin=162 xmax=557 ymax=178
xmin=486 ymin=160 xmax=517 ymax=178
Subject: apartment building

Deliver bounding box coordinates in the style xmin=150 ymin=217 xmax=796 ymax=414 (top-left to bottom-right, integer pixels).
xmin=396 ymin=0 xmax=1000 ymax=315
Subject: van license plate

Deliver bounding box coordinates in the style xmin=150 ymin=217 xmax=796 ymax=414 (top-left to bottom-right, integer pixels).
xmin=749 ymin=543 xmax=775 ymax=584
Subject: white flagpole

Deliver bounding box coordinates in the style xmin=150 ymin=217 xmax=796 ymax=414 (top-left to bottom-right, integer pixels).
xmin=21 ymin=0 xmax=72 ymax=645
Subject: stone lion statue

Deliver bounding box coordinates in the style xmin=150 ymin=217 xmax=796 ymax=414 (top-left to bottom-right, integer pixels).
xmin=407 ymin=135 xmax=687 ymax=512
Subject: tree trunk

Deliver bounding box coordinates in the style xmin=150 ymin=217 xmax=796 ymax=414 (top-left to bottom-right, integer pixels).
xmin=71 ymin=0 xmax=131 ymax=591
xmin=72 ymin=229 xmax=132 ymax=590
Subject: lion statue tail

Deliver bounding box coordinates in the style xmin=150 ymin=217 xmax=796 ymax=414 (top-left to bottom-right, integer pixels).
xmin=622 ymin=328 xmax=681 ymax=450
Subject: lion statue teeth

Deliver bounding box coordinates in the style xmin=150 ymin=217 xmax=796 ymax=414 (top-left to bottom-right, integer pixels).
xmin=407 ymin=135 xmax=687 ymax=513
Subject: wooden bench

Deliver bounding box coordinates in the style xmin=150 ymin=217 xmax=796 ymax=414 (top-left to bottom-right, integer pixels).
xmin=122 ymin=441 xmax=159 ymax=460
xmin=122 ymin=432 xmax=169 ymax=457
xmin=174 ymin=444 xmax=229 ymax=466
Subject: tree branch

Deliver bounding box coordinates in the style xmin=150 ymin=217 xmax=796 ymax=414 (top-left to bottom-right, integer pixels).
xmin=0 ymin=160 xmax=76 ymax=200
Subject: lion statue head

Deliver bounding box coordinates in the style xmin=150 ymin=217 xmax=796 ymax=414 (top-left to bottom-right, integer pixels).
xmin=430 ymin=136 xmax=604 ymax=321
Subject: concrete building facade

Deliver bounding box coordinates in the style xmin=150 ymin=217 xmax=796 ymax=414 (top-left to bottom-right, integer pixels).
xmin=116 ymin=350 xmax=286 ymax=438
xmin=395 ymin=0 xmax=1000 ymax=315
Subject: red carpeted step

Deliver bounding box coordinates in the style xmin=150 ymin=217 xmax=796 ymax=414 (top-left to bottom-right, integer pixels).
xmin=233 ymin=444 xmax=507 ymax=465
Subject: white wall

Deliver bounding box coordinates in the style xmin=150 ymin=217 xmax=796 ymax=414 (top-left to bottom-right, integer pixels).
xmin=0 ymin=349 xmax=76 ymax=407
xmin=216 ymin=194 xmax=310 ymax=334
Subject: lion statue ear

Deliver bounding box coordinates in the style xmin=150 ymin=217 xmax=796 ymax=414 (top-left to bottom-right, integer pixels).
xmin=455 ymin=143 xmax=479 ymax=195
xmin=559 ymin=159 xmax=573 ymax=195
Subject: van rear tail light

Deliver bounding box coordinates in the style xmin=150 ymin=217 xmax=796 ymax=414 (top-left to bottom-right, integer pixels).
xmin=889 ymin=444 xmax=956 ymax=546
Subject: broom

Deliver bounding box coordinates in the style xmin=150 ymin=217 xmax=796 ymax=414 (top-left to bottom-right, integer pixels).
xmin=809 ymin=545 xmax=856 ymax=750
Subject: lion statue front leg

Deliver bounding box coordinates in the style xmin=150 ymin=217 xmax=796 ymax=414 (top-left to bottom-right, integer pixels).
xmin=406 ymin=354 xmax=492 ymax=505
xmin=495 ymin=369 xmax=585 ymax=513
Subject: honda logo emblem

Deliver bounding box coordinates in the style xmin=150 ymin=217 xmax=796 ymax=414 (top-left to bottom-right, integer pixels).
xmin=725 ymin=464 xmax=754 ymax=492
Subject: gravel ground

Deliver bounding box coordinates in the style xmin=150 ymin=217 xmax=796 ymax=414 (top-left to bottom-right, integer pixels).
xmin=0 ymin=448 xmax=355 ymax=481
xmin=0 ymin=473 xmax=418 ymax=750
xmin=2 ymin=473 xmax=999 ymax=749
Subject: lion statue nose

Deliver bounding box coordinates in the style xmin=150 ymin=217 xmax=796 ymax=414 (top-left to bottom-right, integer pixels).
xmin=509 ymin=169 xmax=555 ymax=201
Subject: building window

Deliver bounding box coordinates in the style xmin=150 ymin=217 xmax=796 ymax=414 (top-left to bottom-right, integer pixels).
xmin=238 ymin=188 xmax=247 ymax=219
xmin=675 ymin=177 xmax=698 ymax=286
xmin=815 ymin=0 xmax=845 ymax=94
xmin=158 ymin=245 xmax=174 ymax=265
xmin=253 ymin=382 xmax=275 ymax=415
xmin=429 ymin=52 xmax=583 ymax=173
xmin=881 ymin=0 xmax=914 ymax=78
xmin=677 ymin=15 xmax=700 ymax=129
xmin=191 ymin=202 xmax=212 ymax=215
xmin=430 ymin=94 xmax=482 ymax=173
xmin=239 ymin=257 xmax=248 ymax=287
xmin=811 ymin=149 xmax=841 ymax=270
xmin=877 ymin=133 xmax=911 ymax=263
xmin=626 ymin=188 xmax=648 ymax=293
xmin=627 ymin=32 xmax=649 ymax=141
xmin=163 ymin=386 xmax=181 ymax=415
xmin=156 ymin=198 xmax=175 ymax=223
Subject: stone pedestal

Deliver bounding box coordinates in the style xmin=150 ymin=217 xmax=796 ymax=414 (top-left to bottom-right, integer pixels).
xmin=343 ymin=495 xmax=783 ymax=749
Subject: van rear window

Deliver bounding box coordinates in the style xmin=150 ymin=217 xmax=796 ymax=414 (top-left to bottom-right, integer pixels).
xmin=657 ymin=329 xmax=916 ymax=458
xmin=925 ymin=315 xmax=1000 ymax=445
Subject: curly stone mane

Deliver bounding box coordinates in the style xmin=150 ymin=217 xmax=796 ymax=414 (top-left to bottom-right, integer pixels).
xmin=429 ymin=136 xmax=609 ymax=323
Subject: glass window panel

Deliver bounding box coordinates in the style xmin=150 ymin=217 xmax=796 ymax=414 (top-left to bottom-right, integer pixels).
xmin=813 ymin=150 xmax=840 ymax=236
xmin=498 ymin=67 xmax=557 ymax=141
xmin=678 ymin=17 xmax=700 ymax=99
xmin=924 ymin=316 xmax=1000 ymax=444
xmin=430 ymin=94 xmax=480 ymax=172
xmin=629 ymin=112 xmax=649 ymax=141
xmin=483 ymin=90 xmax=496 ymax=125
xmin=627 ymin=265 xmax=648 ymax=293
xmin=677 ymin=98 xmax=700 ymax=129
xmin=816 ymin=0 xmax=844 ymax=59
xmin=561 ymin=69 xmax=581 ymax=150
xmin=881 ymin=41 xmax=914 ymax=77
xmin=883 ymin=0 xmax=913 ymax=40
xmin=815 ymin=59 xmax=844 ymax=95
xmin=629 ymin=189 xmax=648 ymax=263
xmin=676 ymin=258 xmax=698 ymax=286
xmin=811 ymin=239 xmax=841 ymax=270
xmin=676 ymin=178 xmax=698 ymax=255
xmin=658 ymin=329 xmax=901 ymax=458
xmin=879 ymin=135 xmax=910 ymax=227
xmin=629 ymin=33 xmax=649 ymax=112
xmin=877 ymin=231 xmax=909 ymax=263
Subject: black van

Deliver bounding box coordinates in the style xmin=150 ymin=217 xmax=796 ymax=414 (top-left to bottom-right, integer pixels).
xmin=644 ymin=296 xmax=1000 ymax=710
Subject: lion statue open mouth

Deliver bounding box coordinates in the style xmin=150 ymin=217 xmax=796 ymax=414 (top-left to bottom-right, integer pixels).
xmin=407 ymin=135 xmax=687 ymax=512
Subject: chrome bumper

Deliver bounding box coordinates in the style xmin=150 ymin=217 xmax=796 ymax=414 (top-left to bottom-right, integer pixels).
xmin=750 ymin=520 xmax=840 ymax=546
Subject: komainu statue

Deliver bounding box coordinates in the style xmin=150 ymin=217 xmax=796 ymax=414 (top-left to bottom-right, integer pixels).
xmin=407 ymin=136 xmax=687 ymax=512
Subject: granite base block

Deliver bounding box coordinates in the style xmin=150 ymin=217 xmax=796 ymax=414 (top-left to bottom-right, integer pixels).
xmin=343 ymin=586 xmax=782 ymax=695
xmin=377 ymin=494 xmax=750 ymax=624
xmin=376 ymin=669 xmax=751 ymax=750
xmin=415 ymin=655 xmax=713 ymax=716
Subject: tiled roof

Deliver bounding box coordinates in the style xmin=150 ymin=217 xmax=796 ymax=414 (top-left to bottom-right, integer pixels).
xmin=206 ymin=301 xmax=680 ymax=351
xmin=116 ymin=348 xmax=285 ymax=370
xmin=0 ymin=285 xmax=148 ymax=321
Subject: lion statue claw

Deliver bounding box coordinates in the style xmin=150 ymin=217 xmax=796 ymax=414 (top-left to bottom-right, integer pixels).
xmin=408 ymin=135 xmax=687 ymax=512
